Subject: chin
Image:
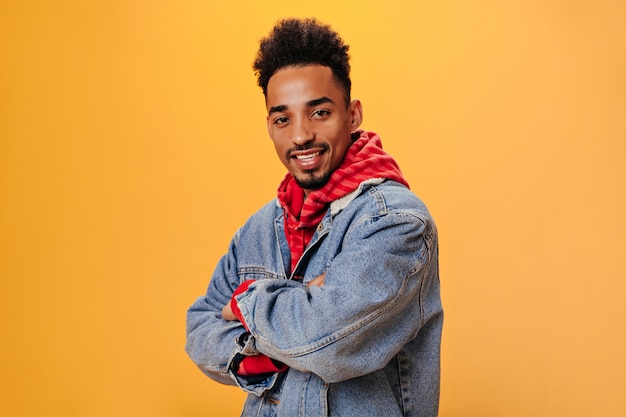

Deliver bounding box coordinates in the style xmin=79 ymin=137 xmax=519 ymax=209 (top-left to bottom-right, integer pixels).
xmin=294 ymin=171 xmax=332 ymax=190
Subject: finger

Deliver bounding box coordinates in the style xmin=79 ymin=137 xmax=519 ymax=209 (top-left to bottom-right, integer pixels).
xmin=307 ymin=272 xmax=326 ymax=287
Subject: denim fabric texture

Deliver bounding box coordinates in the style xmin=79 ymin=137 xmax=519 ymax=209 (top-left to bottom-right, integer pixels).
xmin=186 ymin=179 xmax=443 ymax=417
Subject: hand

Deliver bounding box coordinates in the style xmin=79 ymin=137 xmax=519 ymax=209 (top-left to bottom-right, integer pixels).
xmin=222 ymin=300 xmax=238 ymax=321
xmin=307 ymin=272 xmax=326 ymax=288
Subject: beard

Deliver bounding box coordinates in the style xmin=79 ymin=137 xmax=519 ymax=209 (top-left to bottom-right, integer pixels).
xmin=293 ymin=169 xmax=333 ymax=190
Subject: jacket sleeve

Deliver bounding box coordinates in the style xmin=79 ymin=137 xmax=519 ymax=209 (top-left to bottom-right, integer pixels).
xmin=234 ymin=209 xmax=441 ymax=383
xmin=185 ymin=230 xmax=283 ymax=394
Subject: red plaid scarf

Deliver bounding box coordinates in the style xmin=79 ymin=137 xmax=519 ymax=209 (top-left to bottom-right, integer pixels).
xmin=277 ymin=130 xmax=410 ymax=275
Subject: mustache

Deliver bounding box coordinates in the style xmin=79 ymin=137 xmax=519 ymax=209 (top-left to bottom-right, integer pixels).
xmin=286 ymin=142 xmax=329 ymax=157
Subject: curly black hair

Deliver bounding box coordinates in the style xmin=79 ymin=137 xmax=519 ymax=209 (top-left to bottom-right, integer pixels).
xmin=253 ymin=18 xmax=351 ymax=104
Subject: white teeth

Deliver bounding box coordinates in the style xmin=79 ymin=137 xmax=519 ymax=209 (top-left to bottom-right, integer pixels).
xmin=296 ymin=151 xmax=320 ymax=161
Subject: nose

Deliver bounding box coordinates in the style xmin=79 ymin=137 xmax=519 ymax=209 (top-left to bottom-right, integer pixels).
xmin=292 ymin=117 xmax=314 ymax=146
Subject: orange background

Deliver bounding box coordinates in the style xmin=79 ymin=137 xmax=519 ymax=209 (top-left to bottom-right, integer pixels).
xmin=1 ymin=1 xmax=625 ymax=416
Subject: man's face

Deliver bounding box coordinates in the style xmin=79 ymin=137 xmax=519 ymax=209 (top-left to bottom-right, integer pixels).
xmin=266 ymin=64 xmax=362 ymax=194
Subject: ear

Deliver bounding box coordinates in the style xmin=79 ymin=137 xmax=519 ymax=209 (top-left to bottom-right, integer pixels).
xmin=349 ymin=99 xmax=363 ymax=131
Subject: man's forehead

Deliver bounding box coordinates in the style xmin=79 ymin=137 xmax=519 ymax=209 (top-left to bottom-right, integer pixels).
xmin=266 ymin=65 xmax=340 ymax=107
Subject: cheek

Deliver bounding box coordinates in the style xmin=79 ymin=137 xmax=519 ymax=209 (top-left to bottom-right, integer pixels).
xmin=271 ymin=139 xmax=289 ymax=164
xmin=330 ymin=139 xmax=352 ymax=167
xmin=268 ymin=129 xmax=283 ymax=151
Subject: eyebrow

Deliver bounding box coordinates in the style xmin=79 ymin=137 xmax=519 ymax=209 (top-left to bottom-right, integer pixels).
xmin=307 ymin=96 xmax=334 ymax=107
xmin=268 ymin=96 xmax=335 ymax=116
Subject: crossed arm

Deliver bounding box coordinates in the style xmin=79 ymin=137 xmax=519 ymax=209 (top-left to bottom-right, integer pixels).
xmin=188 ymin=207 xmax=433 ymax=386
xmin=221 ymin=273 xmax=326 ymax=321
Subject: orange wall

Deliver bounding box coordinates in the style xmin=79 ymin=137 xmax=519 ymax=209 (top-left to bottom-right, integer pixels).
xmin=1 ymin=1 xmax=625 ymax=416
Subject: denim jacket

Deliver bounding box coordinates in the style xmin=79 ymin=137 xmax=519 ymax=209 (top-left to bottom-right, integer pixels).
xmin=186 ymin=179 xmax=443 ymax=417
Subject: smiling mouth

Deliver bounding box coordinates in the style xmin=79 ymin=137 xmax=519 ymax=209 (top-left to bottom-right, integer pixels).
xmin=287 ymin=143 xmax=329 ymax=168
xmin=295 ymin=151 xmax=321 ymax=162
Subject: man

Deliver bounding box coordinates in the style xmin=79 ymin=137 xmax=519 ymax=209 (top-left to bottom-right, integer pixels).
xmin=186 ymin=18 xmax=443 ymax=417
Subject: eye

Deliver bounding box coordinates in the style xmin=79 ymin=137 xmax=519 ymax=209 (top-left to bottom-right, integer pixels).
xmin=273 ymin=116 xmax=290 ymax=125
xmin=311 ymin=109 xmax=330 ymax=119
